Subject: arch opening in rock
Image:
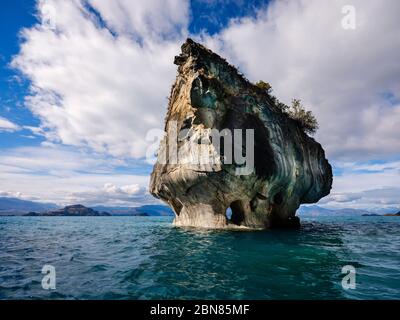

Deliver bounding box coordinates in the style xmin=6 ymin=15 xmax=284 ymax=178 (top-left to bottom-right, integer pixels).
xmin=225 ymin=207 xmax=232 ymax=220
xmin=229 ymin=200 xmax=246 ymax=226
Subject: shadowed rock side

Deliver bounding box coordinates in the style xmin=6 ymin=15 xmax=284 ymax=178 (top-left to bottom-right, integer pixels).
xmin=150 ymin=39 xmax=332 ymax=229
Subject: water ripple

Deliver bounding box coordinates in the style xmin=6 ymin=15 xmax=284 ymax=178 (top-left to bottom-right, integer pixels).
xmin=0 ymin=216 xmax=399 ymax=299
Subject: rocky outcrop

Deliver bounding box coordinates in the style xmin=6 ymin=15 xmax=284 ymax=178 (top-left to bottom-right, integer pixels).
xmin=150 ymin=39 xmax=332 ymax=229
xmin=25 ymin=204 xmax=111 ymax=216
xmin=383 ymin=212 xmax=400 ymax=216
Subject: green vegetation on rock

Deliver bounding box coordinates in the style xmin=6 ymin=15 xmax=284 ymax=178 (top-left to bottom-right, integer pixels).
xmin=257 ymin=80 xmax=319 ymax=135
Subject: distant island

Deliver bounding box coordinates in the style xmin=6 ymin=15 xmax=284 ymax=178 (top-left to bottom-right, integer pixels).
xmin=25 ymin=204 xmax=111 ymax=216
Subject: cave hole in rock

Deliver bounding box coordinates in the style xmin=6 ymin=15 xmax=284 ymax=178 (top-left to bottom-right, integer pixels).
xmin=273 ymin=191 xmax=284 ymax=205
xmin=226 ymin=200 xmax=246 ymax=225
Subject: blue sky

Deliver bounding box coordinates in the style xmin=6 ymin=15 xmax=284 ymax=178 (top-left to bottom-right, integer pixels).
xmin=0 ymin=0 xmax=38 ymax=147
xmin=0 ymin=0 xmax=399 ymax=209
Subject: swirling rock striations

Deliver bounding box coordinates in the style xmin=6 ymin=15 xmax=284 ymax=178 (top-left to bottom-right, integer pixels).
xmin=150 ymin=39 xmax=332 ymax=229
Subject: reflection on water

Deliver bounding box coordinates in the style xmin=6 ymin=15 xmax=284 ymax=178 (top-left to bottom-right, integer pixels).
xmin=0 ymin=216 xmax=399 ymax=299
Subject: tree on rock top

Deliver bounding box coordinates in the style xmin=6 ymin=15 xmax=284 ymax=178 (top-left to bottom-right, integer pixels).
xmin=288 ymin=99 xmax=319 ymax=135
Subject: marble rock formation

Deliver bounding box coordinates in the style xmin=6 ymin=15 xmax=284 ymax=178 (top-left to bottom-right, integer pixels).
xmin=150 ymin=39 xmax=332 ymax=229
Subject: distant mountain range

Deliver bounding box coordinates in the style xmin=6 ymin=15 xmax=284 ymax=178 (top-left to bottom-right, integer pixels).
xmin=297 ymin=205 xmax=399 ymax=216
xmin=0 ymin=197 xmax=57 ymax=215
xmin=0 ymin=197 xmax=398 ymax=217
xmin=0 ymin=197 xmax=174 ymax=216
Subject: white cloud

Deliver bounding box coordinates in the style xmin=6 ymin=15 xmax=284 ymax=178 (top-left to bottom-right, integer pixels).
xmin=325 ymin=193 xmax=362 ymax=203
xmin=202 ymin=0 xmax=400 ymax=161
xmin=0 ymin=116 xmax=20 ymax=132
xmin=320 ymin=187 xmax=400 ymax=210
xmin=319 ymin=160 xmax=400 ymax=209
xmin=0 ymin=190 xmax=24 ymax=199
xmin=0 ymin=145 xmax=153 ymax=205
xmin=87 ymin=0 xmax=188 ymax=40
xmin=69 ymin=183 xmax=153 ymax=206
xmin=332 ymin=160 xmax=400 ymax=193
xmin=335 ymin=160 xmax=400 ymax=172
xmin=12 ymin=0 xmax=188 ymax=158
xmin=0 ymin=145 xmax=121 ymax=175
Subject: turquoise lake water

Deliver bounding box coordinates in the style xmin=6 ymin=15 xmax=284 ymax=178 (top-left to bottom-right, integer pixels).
xmin=0 ymin=216 xmax=399 ymax=300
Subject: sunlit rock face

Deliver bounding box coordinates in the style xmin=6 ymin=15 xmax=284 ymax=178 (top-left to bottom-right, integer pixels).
xmin=150 ymin=39 xmax=332 ymax=229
